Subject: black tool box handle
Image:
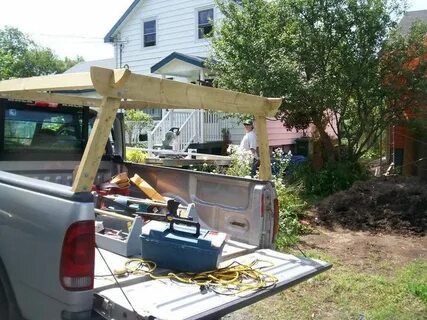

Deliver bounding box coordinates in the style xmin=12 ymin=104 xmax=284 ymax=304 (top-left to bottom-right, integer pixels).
xmin=169 ymin=218 xmax=200 ymax=237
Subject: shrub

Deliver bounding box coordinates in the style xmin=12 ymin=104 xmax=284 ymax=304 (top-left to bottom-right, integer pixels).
xmin=225 ymin=144 xmax=253 ymax=177
xmin=126 ymin=149 xmax=147 ymax=163
xmin=291 ymin=161 xmax=370 ymax=197
xmin=274 ymin=178 xmax=309 ymax=249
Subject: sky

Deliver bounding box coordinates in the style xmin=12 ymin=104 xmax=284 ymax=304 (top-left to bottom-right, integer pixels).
xmin=0 ymin=0 xmax=426 ymax=62
xmin=0 ymin=0 xmax=134 ymax=60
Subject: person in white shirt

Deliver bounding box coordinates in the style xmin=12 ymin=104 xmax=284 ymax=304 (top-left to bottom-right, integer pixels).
xmin=239 ymin=119 xmax=259 ymax=176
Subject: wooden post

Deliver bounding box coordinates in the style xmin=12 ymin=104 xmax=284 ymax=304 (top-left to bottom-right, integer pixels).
xmin=72 ymin=97 xmax=121 ymax=192
xmin=255 ymin=115 xmax=272 ymax=181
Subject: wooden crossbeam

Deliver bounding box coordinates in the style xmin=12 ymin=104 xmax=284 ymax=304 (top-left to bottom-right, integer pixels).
xmin=0 ymin=92 xmax=102 ymax=108
xmin=0 ymin=72 xmax=93 ymax=92
xmin=91 ymin=69 xmax=282 ymax=117
xmin=0 ymin=67 xmax=282 ymax=117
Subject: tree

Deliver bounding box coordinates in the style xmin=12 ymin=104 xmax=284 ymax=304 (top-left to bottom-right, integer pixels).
xmin=124 ymin=109 xmax=153 ymax=146
xmin=381 ymin=21 xmax=427 ymax=131
xmin=211 ymin=0 xmax=426 ymax=164
xmin=0 ymin=26 xmax=83 ymax=80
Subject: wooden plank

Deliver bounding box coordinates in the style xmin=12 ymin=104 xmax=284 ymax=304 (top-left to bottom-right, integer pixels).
xmin=131 ymin=148 xmax=231 ymax=160
xmin=72 ymin=97 xmax=121 ymax=192
xmin=90 ymin=67 xmax=282 ymax=117
xmin=144 ymin=158 xmax=231 ymax=167
xmin=0 ymin=67 xmax=282 ymax=117
xmin=90 ymin=67 xmax=131 ymax=96
xmin=256 ymin=115 xmax=272 ymax=180
xmin=0 ymin=72 xmax=93 ymax=92
xmin=0 ymin=92 xmax=102 ymax=108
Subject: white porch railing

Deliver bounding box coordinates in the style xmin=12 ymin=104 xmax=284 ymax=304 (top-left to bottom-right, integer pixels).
xmin=203 ymin=111 xmax=232 ymax=142
xmin=147 ymin=110 xmax=190 ymax=149
xmin=175 ymin=110 xmax=198 ymax=151
xmin=147 ymin=110 xmax=235 ymax=152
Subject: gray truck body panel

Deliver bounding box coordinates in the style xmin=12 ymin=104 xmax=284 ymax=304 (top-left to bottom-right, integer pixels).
xmin=0 ymin=171 xmax=95 ymax=320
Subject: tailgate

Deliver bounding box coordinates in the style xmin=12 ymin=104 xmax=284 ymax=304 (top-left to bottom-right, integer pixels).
xmin=93 ymin=249 xmax=331 ymax=320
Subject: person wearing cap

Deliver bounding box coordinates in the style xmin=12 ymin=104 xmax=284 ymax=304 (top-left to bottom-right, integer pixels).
xmin=240 ymin=120 xmax=257 ymax=156
xmin=240 ymin=119 xmax=259 ymax=176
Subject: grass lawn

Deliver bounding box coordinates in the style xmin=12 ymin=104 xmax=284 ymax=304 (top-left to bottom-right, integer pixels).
xmin=226 ymin=230 xmax=427 ymax=320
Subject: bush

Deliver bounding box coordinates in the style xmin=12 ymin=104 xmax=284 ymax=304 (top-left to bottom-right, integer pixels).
xmin=291 ymin=161 xmax=370 ymax=197
xmin=225 ymin=144 xmax=253 ymax=177
xmin=274 ymin=178 xmax=309 ymax=249
xmin=126 ymin=149 xmax=147 ymax=163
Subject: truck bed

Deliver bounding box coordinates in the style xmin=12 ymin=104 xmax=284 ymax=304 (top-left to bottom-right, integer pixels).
xmin=93 ymin=246 xmax=331 ymax=320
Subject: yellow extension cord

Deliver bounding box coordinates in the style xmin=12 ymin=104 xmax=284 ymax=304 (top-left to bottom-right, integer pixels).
xmin=119 ymin=258 xmax=279 ymax=295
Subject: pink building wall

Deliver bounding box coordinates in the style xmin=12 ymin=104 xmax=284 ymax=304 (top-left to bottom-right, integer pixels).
xmin=266 ymin=120 xmax=305 ymax=147
xmin=266 ymin=114 xmax=338 ymax=148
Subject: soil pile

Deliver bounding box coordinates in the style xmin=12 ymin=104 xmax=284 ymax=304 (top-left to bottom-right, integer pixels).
xmin=316 ymin=176 xmax=427 ymax=235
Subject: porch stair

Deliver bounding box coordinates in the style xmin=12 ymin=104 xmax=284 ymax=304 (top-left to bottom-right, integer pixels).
xmin=147 ymin=110 xmax=236 ymax=152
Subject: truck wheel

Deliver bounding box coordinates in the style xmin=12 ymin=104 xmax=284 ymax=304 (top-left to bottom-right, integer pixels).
xmin=0 ymin=273 xmax=22 ymax=320
xmin=0 ymin=280 xmax=10 ymax=319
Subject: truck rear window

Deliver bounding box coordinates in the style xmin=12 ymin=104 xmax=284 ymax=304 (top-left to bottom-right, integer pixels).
xmin=4 ymin=108 xmax=82 ymax=152
xmin=0 ymin=100 xmax=91 ymax=160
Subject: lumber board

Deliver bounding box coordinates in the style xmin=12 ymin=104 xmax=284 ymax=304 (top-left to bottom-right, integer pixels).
xmin=0 ymin=92 xmax=102 ymax=108
xmin=0 ymin=67 xmax=282 ymax=117
xmin=90 ymin=67 xmax=131 ymax=96
xmin=0 ymin=72 xmax=93 ymax=92
xmin=90 ymin=67 xmax=282 ymax=117
xmin=255 ymin=115 xmax=272 ymax=180
xmin=72 ymin=97 xmax=121 ymax=192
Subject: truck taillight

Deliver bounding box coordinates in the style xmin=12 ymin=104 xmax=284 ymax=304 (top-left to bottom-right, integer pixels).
xmin=273 ymin=198 xmax=279 ymax=240
xmin=33 ymin=101 xmax=58 ymax=108
xmin=60 ymin=221 xmax=95 ymax=291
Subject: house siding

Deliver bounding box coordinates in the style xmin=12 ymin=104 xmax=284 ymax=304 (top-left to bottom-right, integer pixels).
xmin=114 ymin=0 xmax=221 ymax=76
xmin=267 ymin=120 xmax=304 ymax=146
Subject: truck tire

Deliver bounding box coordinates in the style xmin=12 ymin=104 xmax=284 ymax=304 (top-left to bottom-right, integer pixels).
xmin=0 ymin=280 xmax=10 ymax=319
xmin=0 ymin=261 xmax=23 ymax=320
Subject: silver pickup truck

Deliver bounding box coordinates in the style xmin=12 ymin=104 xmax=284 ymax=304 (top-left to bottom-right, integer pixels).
xmin=0 ymin=68 xmax=331 ymax=320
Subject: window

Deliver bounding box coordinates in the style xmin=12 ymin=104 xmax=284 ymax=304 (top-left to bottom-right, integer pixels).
xmin=0 ymin=100 xmax=98 ymax=160
xmin=143 ymin=108 xmax=162 ymax=120
xmin=198 ymin=8 xmax=213 ymax=39
xmin=143 ymin=20 xmax=156 ymax=47
xmin=4 ymin=108 xmax=84 ymax=153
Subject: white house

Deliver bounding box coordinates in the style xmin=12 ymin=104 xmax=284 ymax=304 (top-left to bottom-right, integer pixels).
xmin=104 ymin=0 xmax=224 ymax=79
xmin=98 ymin=0 xmax=307 ymax=153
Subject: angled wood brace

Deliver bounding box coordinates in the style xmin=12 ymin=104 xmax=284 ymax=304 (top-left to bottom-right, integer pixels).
xmin=71 ymin=67 xmax=130 ymax=192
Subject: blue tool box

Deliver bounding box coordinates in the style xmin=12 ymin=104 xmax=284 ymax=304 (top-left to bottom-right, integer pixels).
xmin=140 ymin=219 xmax=227 ymax=273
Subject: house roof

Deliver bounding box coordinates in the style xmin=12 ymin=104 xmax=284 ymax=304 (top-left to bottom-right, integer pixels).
xmin=398 ymin=10 xmax=427 ymax=35
xmin=104 ymin=0 xmax=242 ymax=43
xmin=151 ymin=52 xmax=206 ymax=78
xmin=64 ymin=58 xmax=115 ymax=73
xmin=104 ymin=0 xmax=141 ymax=42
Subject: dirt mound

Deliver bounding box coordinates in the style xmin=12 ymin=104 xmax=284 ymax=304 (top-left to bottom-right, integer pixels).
xmin=315 ymin=176 xmax=427 ymax=236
